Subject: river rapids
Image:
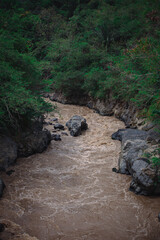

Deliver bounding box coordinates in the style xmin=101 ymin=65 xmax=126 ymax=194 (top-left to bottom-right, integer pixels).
xmin=0 ymin=102 xmax=160 ymax=240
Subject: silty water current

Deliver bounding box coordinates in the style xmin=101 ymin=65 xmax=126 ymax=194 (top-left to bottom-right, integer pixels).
xmin=0 ymin=101 xmax=160 ymax=240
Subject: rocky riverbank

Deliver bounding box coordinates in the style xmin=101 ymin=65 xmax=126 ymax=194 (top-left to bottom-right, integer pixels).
xmin=45 ymin=92 xmax=160 ymax=195
xmin=112 ymin=129 xmax=160 ymax=195
xmin=0 ymin=120 xmax=51 ymax=197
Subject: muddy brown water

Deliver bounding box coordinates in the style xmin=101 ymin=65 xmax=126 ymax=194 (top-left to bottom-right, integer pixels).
xmin=0 ymin=102 xmax=160 ymax=240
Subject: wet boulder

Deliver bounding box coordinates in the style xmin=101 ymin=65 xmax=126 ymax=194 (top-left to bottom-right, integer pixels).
xmin=66 ymin=115 xmax=88 ymax=136
xmin=51 ymin=134 xmax=61 ymax=141
xmin=54 ymin=123 xmax=65 ymax=130
xmin=18 ymin=129 xmax=51 ymax=157
xmin=0 ymin=179 xmax=5 ymax=198
xmin=0 ymin=136 xmax=17 ymax=170
xmin=119 ymin=139 xmax=148 ymax=174
xmin=111 ymin=129 xmax=148 ymax=143
xmin=129 ymin=159 xmax=160 ymax=195
xmin=112 ymin=128 xmax=160 ymax=195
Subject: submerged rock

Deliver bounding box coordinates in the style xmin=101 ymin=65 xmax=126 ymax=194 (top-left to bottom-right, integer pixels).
xmin=0 ymin=136 xmax=17 ymax=170
xmin=66 ymin=115 xmax=88 ymax=136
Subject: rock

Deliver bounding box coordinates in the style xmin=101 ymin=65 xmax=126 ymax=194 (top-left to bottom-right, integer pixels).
xmin=142 ymin=122 xmax=155 ymax=131
xmin=111 ymin=129 xmax=148 ymax=143
xmin=129 ymin=159 xmax=157 ymax=195
xmin=43 ymin=121 xmax=49 ymax=125
xmin=0 ymin=135 xmax=17 ymax=170
xmin=119 ymin=139 xmax=148 ymax=174
xmin=49 ymin=92 xmax=67 ymax=104
xmin=52 ymin=118 xmax=58 ymax=122
xmin=112 ymin=168 xmax=119 ymax=173
xmin=51 ymin=134 xmax=61 ymax=141
xmin=147 ymin=128 xmax=160 ymax=144
xmin=86 ymin=101 xmax=94 ymax=109
xmin=54 ymin=123 xmax=65 ymax=130
xmin=17 ymin=129 xmax=51 ymax=157
xmin=43 ymin=93 xmax=49 ymax=98
xmin=93 ymin=98 xmax=117 ymax=116
xmin=6 ymin=169 xmax=15 ymax=176
xmin=61 ymin=132 xmax=68 ymax=136
xmin=112 ymin=128 xmax=160 ymax=195
xmin=111 ymin=129 xmax=126 ymax=141
xmin=66 ymin=115 xmax=88 ymax=136
xmin=0 ymin=223 xmax=5 ymax=232
xmin=158 ymin=213 xmax=160 ymax=222
xmin=0 ymin=179 xmax=5 ymax=198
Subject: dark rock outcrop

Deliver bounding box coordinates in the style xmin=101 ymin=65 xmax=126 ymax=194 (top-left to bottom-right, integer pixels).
xmin=48 ymin=91 xmax=90 ymax=106
xmin=0 ymin=136 xmax=17 ymax=170
xmin=17 ymin=129 xmax=51 ymax=157
xmin=0 ymin=179 xmax=5 ymax=198
xmin=112 ymin=129 xmax=160 ymax=195
xmin=129 ymin=160 xmax=160 ymax=195
xmin=66 ymin=115 xmax=88 ymax=136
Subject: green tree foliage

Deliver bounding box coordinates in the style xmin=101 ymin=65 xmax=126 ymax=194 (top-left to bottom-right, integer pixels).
xmin=43 ymin=0 xmax=160 ymax=123
xmin=0 ymin=0 xmax=160 ymax=131
xmin=0 ymin=7 xmax=52 ymax=132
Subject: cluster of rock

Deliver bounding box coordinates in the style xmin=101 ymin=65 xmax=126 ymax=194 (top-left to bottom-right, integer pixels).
xmin=112 ymin=129 xmax=160 ymax=195
xmin=45 ymin=115 xmax=88 ymax=138
xmin=0 ymin=119 xmax=52 ymax=198
xmin=0 ymin=114 xmax=88 ymax=198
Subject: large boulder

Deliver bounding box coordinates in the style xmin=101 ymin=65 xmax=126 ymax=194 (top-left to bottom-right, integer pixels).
xmin=111 ymin=129 xmax=148 ymax=142
xmin=129 ymin=159 xmax=160 ymax=195
xmin=66 ymin=115 xmax=88 ymax=136
xmin=0 ymin=136 xmax=17 ymax=170
xmin=119 ymin=139 xmax=148 ymax=174
xmin=18 ymin=129 xmax=51 ymax=157
xmin=112 ymin=128 xmax=160 ymax=195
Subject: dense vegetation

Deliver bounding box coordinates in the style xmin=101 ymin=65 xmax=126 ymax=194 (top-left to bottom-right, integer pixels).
xmin=0 ymin=0 xmax=160 ymax=132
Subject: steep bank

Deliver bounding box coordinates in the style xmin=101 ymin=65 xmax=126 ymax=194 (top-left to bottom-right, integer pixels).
xmin=46 ymin=93 xmax=160 ymax=195
xmin=0 ymin=121 xmax=51 ymax=197
xmin=0 ymin=101 xmax=160 ymax=240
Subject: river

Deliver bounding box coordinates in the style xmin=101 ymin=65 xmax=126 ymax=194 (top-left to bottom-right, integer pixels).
xmin=0 ymin=101 xmax=160 ymax=240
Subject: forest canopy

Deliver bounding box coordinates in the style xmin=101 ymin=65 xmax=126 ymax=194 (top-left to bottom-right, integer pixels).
xmin=0 ymin=0 xmax=160 ymax=132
